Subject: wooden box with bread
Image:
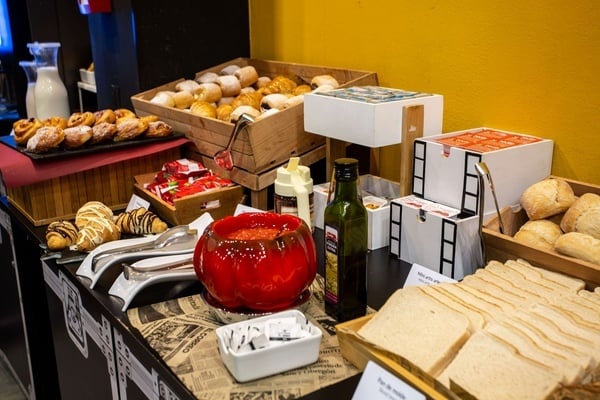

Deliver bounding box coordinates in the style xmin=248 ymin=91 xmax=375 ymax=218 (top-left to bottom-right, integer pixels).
xmin=483 ymin=176 xmax=600 ymax=288
xmin=130 ymin=58 xmax=378 ymax=174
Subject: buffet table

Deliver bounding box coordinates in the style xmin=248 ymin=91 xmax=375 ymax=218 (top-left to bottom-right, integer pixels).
xmin=1 ymin=199 xmax=410 ymax=400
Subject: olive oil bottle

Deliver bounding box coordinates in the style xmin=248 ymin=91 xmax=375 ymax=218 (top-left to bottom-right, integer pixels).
xmin=324 ymin=158 xmax=368 ymax=322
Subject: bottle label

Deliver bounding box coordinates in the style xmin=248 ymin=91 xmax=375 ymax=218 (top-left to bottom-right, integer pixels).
xmin=324 ymin=225 xmax=339 ymax=304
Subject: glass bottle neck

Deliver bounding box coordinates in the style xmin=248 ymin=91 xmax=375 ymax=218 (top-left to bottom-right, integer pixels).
xmin=334 ymin=179 xmax=360 ymax=200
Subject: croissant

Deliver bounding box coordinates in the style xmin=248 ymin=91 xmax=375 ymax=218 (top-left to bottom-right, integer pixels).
xmin=216 ymin=104 xmax=233 ymax=122
xmin=258 ymin=76 xmax=297 ymax=95
xmin=189 ymin=101 xmax=217 ymax=119
xmin=74 ymin=217 xmax=121 ymax=252
xmin=115 ymin=207 xmax=168 ymax=235
xmin=195 ymin=83 xmax=222 ymax=104
xmin=231 ymin=91 xmax=263 ymax=111
xmin=75 ymin=201 xmax=114 ymax=229
xmin=46 ymin=220 xmax=78 ymax=251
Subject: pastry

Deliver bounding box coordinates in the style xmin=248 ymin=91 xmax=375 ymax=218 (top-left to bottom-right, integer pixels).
xmin=310 ymin=74 xmax=340 ymax=89
xmin=93 ymin=109 xmax=116 ymax=125
xmin=62 ymin=125 xmax=93 ymax=149
xmin=195 ymin=83 xmax=222 ymax=103
xmin=513 ymin=219 xmax=563 ymax=251
xmin=216 ymin=104 xmax=233 ymax=122
xmin=13 ymin=117 xmax=43 ymax=145
xmin=74 ymin=217 xmax=121 ymax=252
xmin=555 ymin=232 xmax=600 ymax=265
xmin=26 ymin=126 xmax=65 ymax=153
xmin=145 ymin=121 xmax=173 ymax=138
xmin=175 ymin=79 xmax=200 ymax=94
xmin=115 ymin=207 xmax=168 ymax=235
xmin=67 ymin=111 xmax=95 ymax=127
xmin=140 ymin=115 xmax=159 ymax=124
xmin=46 ymin=220 xmax=78 ymax=251
xmin=240 ymin=86 xmax=256 ymax=94
xmin=520 ymin=177 xmax=577 ymax=220
xmin=293 ymin=84 xmax=312 ymax=96
xmin=216 ymin=75 xmax=242 ymax=97
xmin=196 ymin=71 xmax=219 ymax=84
xmin=258 ymin=75 xmax=297 ymax=95
xmin=172 ymin=90 xmax=194 ymax=109
xmin=234 ymin=65 xmax=259 ymax=88
xmin=90 ymin=122 xmax=118 ymax=144
xmin=189 ymin=101 xmax=217 ymax=118
xmin=114 ymin=118 xmax=149 ymax=141
xmin=260 ymin=93 xmax=289 ymax=111
xmin=560 ymin=192 xmax=600 ymax=239
xmin=231 ymin=91 xmax=262 ymax=110
xmin=150 ymin=91 xmax=175 ymax=107
xmin=282 ymin=94 xmax=304 ymax=109
xmin=114 ymin=108 xmax=136 ymax=120
xmin=43 ymin=116 xmax=68 ymax=129
xmin=75 ymin=200 xmax=114 ymax=229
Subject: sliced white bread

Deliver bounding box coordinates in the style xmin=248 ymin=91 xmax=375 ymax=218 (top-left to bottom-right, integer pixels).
xmin=435 ymin=282 xmax=505 ymax=320
xmin=549 ymin=294 xmax=600 ymax=325
xmin=484 ymin=320 xmax=584 ymax=384
xmin=578 ymin=290 xmax=600 ymax=306
xmin=526 ymin=261 xmax=586 ymax=292
xmin=504 ymin=259 xmax=581 ymax=293
xmin=417 ymin=285 xmax=486 ymax=333
xmin=528 ymin=303 xmax=600 ymax=340
xmin=357 ymin=286 xmax=470 ymax=377
xmin=454 ymin=283 xmax=516 ymax=313
xmin=500 ymin=315 xmax=596 ymax=379
xmin=481 ymin=262 xmax=558 ymax=301
xmin=460 ymin=274 xmax=530 ymax=308
xmin=487 ymin=260 xmax=568 ymax=295
xmin=442 ymin=331 xmax=562 ymax=400
xmin=473 ymin=268 xmax=546 ymax=305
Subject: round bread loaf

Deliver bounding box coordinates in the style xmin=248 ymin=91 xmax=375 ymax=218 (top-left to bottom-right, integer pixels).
xmin=560 ymin=192 xmax=600 ymax=239
xmin=520 ymin=177 xmax=576 ymax=220
xmin=513 ymin=219 xmax=563 ymax=251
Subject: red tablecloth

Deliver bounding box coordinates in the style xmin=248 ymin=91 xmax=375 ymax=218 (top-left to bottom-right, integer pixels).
xmin=0 ymin=137 xmax=190 ymax=189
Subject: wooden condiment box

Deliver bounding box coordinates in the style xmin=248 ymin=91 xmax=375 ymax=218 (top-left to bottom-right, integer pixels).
xmin=133 ymin=172 xmax=244 ymax=226
xmin=131 ymin=58 xmax=378 ymax=174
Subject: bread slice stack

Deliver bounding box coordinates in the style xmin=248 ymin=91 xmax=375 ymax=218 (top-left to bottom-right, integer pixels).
xmin=357 ymin=258 xmax=600 ymax=400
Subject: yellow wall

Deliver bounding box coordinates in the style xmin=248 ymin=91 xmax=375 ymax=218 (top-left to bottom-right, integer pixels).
xmin=249 ymin=0 xmax=600 ymax=185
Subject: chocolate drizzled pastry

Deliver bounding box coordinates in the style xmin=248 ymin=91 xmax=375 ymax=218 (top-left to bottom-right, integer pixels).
xmin=115 ymin=207 xmax=168 ymax=235
xmin=46 ymin=220 xmax=79 ymax=251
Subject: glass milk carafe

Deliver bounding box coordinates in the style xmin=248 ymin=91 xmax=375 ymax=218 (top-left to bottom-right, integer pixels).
xmin=27 ymin=42 xmax=70 ymax=119
xmin=18 ymin=61 xmax=37 ymax=118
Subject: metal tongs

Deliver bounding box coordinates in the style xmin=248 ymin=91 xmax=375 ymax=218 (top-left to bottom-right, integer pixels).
xmin=213 ymin=113 xmax=255 ymax=171
xmin=108 ymin=254 xmax=197 ymax=311
xmin=76 ymin=225 xmax=198 ymax=289
xmin=474 ymin=162 xmax=505 ymax=263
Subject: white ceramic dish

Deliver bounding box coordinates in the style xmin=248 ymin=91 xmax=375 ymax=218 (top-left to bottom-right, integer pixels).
xmin=215 ymin=309 xmax=322 ymax=382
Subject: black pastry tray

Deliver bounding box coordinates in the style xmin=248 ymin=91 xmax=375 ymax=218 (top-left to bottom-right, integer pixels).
xmin=0 ymin=132 xmax=186 ymax=161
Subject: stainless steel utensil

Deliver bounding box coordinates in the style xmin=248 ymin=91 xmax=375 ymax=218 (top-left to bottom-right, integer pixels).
xmin=474 ymin=162 xmax=505 ymax=234
xmin=213 ymin=113 xmax=255 ymax=170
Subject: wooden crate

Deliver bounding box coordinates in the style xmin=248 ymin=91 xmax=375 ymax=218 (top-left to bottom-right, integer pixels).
xmin=483 ymin=176 xmax=600 ymax=289
xmin=6 ymin=148 xmax=181 ymax=226
xmin=131 ymin=58 xmax=378 ymax=174
xmin=133 ymin=172 xmax=244 ymax=226
xmin=336 ymin=316 xmax=460 ymax=400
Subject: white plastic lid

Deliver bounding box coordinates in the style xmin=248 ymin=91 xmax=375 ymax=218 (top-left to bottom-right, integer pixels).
xmin=274 ymin=157 xmax=313 ymax=197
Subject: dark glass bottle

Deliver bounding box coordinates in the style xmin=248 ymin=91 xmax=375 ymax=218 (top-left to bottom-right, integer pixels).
xmin=324 ymin=158 xmax=368 ymax=322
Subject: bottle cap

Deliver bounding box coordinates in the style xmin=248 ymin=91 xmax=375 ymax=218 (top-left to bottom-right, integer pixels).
xmin=334 ymin=158 xmax=359 ymax=181
xmin=274 ymin=157 xmax=313 ymax=229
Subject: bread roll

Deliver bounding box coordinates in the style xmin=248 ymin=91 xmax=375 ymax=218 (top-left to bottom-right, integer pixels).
xmin=555 ymin=232 xmax=600 ymax=265
xmin=195 ymin=83 xmax=222 ymax=104
xmin=233 ymin=65 xmax=259 ymax=88
xmin=175 ymin=79 xmax=200 ymax=93
xmin=219 ymin=64 xmax=240 ymax=76
xmin=230 ymin=105 xmax=261 ymax=122
xmin=513 ymin=219 xmax=563 ymax=251
xmin=520 ymin=177 xmax=577 ymax=220
xmin=216 ymin=75 xmax=241 ymax=97
xmin=255 ymin=76 xmax=271 ymax=89
xmin=560 ymin=193 xmax=600 ymax=239
xmin=310 ymin=74 xmax=340 ymax=89
xmin=260 ymin=93 xmax=288 ymax=111
xmin=283 ymin=94 xmax=304 ymax=109
xmin=46 ymin=220 xmax=78 ymax=251
xmin=172 ymin=90 xmax=194 ymax=109
xmin=293 ymin=84 xmax=312 ymax=96
xmin=196 ymin=71 xmax=219 ymax=84
xmin=150 ymin=91 xmax=175 ymax=107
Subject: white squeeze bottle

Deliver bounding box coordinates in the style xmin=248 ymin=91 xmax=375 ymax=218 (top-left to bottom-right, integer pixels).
xmin=27 ymin=42 xmax=70 ymax=119
xmin=274 ymin=157 xmax=314 ymax=231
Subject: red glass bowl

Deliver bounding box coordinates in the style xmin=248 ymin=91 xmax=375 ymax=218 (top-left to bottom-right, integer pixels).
xmin=193 ymin=212 xmax=317 ymax=312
